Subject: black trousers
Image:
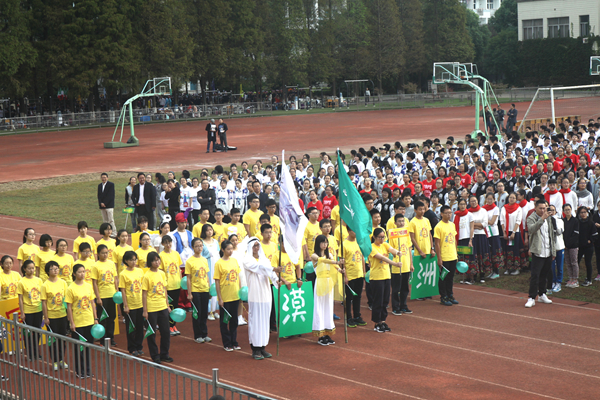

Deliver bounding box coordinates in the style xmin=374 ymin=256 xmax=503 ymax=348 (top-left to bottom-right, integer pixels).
xmin=529 ymin=255 xmax=552 ymax=299
xmin=305 ymin=272 xmax=316 ymax=290
xmin=219 ymin=300 xmax=239 ymax=348
xmin=135 ymin=206 xmax=155 ymax=231
xmin=96 ymin=298 xmax=116 ymax=340
xmin=345 ymin=277 xmax=363 ymax=319
xmin=168 ymin=210 xmax=180 ymax=231
xmin=365 ymin=264 xmax=373 ymax=306
xmin=578 ymin=246 xmax=594 ymax=282
xmin=72 ymin=325 xmax=93 ymax=376
xmin=167 ymin=289 xmax=181 ymax=327
xmin=191 ymin=292 xmax=210 ymax=339
xmin=439 ymin=260 xmax=457 ymax=299
xmin=370 ymin=279 xmax=390 ymax=323
xmin=125 ymin=308 xmax=144 ymax=354
xmin=391 ymin=273 xmax=401 ymax=311
xmin=399 ymin=272 xmax=410 ymax=310
xmin=219 ymin=133 xmax=228 ymax=150
xmin=595 ymin=242 xmax=600 ymax=276
xmin=146 ymin=308 xmax=170 ymax=360
xmin=24 ymin=311 xmax=43 ymax=359
xmin=48 ymin=316 xmax=68 ymax=362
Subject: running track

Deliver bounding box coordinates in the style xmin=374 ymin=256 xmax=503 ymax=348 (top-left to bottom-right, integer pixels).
xmin=1 ymin=214 xmax=599 ymax=400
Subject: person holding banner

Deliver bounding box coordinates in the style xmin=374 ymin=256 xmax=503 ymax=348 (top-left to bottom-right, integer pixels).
xmin=118 ymin=251 xmax=145 ymax=356
xmin=368 ymin=228 xmax=402 ymax=333
xmin=434 ymin=206 xmax=459 ymax=306
xmin=41 ymin=261 xmax=69 ymax=370
xmin=17 ymin=260 xmax=43 ymax=360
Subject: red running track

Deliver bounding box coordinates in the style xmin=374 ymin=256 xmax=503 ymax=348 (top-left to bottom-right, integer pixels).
xmin=1 ymin=214 xmax=600 ymax=399
xmin=1 ymin=98 xmax=598 ymax=184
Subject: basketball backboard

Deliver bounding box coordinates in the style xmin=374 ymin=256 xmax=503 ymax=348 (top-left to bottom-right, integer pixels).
xmin=152 ymin=77 xmax=172 ymax=95
xmin=461 ymin=63 xmax=478 ymax=79
xmin=591 ymin=57 xmax=600 ymax=76
xmin=433 ymin=62 xmax=469 ymax=84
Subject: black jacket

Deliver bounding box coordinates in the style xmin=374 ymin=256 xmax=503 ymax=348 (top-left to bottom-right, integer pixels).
xmin=246 ymin=191 xmax=269 ymax=213
xmin=563 ymin=216 xmax=579 ymax=249
xmin=205 ymin=122 xmax=217 ymax=141
xmin=197 ymin=188 xmax=216 ymax=214
xmin=131 ymin=183 xmax=156 ymax=212
xmin=218 ymin=122 xmax=228 ymax=134
xmin=97 ymin=181 xmax=115 ymax=209
xmin=165 ymin=187 xmax=180 ymax=212
xmin=578 ymin=217 xmax=598 ymax=248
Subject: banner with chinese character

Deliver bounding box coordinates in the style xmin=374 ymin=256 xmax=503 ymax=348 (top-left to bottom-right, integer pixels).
xmin=410 ymin=254 xmax=440 ymax=299
xmin=272 ymin=282 xmax=314 ymax=338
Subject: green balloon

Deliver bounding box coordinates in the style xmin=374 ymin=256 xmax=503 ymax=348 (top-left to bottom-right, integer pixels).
xmin=112 ymin=291 xmax=123 ymax=305
xmin=181 ymin=276 xmax=188 ymax=290
xmin=209 ymin=283 xmax=217 ymax=296
xmin=365 ymin=270 xmax=370 ymax=283
xmin=170 ymin=308 xmax=187 ymax=323
xmin=238 ymin=286 xmax=248 ymax=301
xmin=91 ymin=324 xmax=105 ymax=339
xmin=304 ymin=261 xmax=314 ymax=273
xmin=456 ymin=261 xmax=469 ymax=273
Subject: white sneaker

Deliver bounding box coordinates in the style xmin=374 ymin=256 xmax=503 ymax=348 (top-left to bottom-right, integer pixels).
xmin=538 ymin=294 xmax=552 ymax=304
xmin=238 ymin=315 xmax=247 ymax=326
xmin=525 ymin=298 xmax=535 ymax=308
xmin=554 ymin=283 xmax=561 ymax=292
xmin=510 ymin=270 xmax=520 ymax=276
xmin=214 ymin=313 xmax=220 ymax=319
xmin=207 ymin=313 xmax=215 ymax=321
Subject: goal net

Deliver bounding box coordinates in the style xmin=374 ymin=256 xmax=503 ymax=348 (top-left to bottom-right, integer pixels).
xmin=517 ymin=84 xmax=600 ymax=133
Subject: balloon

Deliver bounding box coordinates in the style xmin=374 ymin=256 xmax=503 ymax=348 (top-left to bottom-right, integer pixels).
xmin=91 ymin=324 xmax=105 ymax=339
xmin=365 ymin=270 xmax=370 ymax=283
xmin=238 ymin=286 xmax=248 ymax=302
xmin=170 ymin=308 xmax=187 ymax=323
xmin=456 ymin=261 xmax=469 ymax=274
xmin=304 ymin=261 xmax=314 ymax=273
xmin=181 ymin=276 xmax=188 ymax=290
xmin=209 ymin=283 xmax=217 ymax=297
xmin=113 ymin=291 xmax=123 ymax=305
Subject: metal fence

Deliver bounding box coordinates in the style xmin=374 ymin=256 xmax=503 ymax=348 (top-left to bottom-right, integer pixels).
xmin=0 ymin=313 xmax=275 ymax=400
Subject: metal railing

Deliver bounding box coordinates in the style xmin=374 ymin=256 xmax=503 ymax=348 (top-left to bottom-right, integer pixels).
xmin=0 ymin=313 xmax=275 ymax=400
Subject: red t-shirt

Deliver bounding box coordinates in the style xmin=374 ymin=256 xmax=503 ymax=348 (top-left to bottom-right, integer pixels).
xmin=554 ymin=157 xmax=565 ymax=172
xmin=321 ymin=195 xmax=338 ymax=219
xmin=398 ymin=183 xmax=415 ymax=195
xmin=567 ymin=153 xmax=580 ymax=167
xmin=458 ymin=173 xmax=472 ymax=188
xmin=307 ymin=200 xmax=324 ymax=221
xmin=420 ymin=179 xmax=435 ymax=198
xmin=383 ymin=183 xmax=400 ymax=192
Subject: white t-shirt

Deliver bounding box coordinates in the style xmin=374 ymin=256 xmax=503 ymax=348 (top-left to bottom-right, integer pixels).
xmin=486 ymin=206 xmax=500 ymax=236
xmin=138 ymin=183 xmax=145 ymax=205
xmin=179 ymin=186 xmax=194 ymax=210
xmin=188 ymin=186 xmax=201 ymax=210
xmin=456 ymin=212 xmax=473 ymax=241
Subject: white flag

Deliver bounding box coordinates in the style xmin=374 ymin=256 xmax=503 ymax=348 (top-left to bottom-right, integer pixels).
xmin=279 ymin=150 xmax=308 ymax=264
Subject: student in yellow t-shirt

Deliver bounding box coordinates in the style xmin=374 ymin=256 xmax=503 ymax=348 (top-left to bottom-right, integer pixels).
xmin=17 ymin=228 xmax=40 ymax=269
xmin=212 ymin=209 xmax=228 ymax=244
xmin=408 ymin=200 xmax=434 ymax=259
xmin=73 ymin=221 xmax=97 ymax=261
xmin=225 ymin=208 xmax=247 ymax=239
xmin=342 ymin=227 xmax=366 ymax=328
xmin=330 ymin=205 xmax=340 ymax=231
xmin=260 ymin=224 xmax=279 ymax=267
xmin=185 ymin=238 xmax=211 ymax=343
xmin=334 ymin=221 xmax=349 ymax=246
xmin=243 ymin=197 xmax=262 ymax=237
xmin=92 ymin=245 xmax=119 ymax=345
xmin=135 ymin=233 xmax=156 ymax=273
xmin=51 ymin=239 xmax=74 ymax=285
xmin=41 ymin=260 xmax=69 ymax=369
xmin=192 ymin=209 xmax=213 ymax=238
xmin=159 ymin=235 xmax=183 ymax=336
xmin=17 ymin=260 xmax=43 ymax=360
xmin=368 ymin=227 xmax=402 ymax=333
xmin=113 ymin=230 xmax=134 ymax=276
xmin=303 ymin=207 xmax=321 ymax=281
xmin=434 ymin=205 xmax=459 ymax=306
xmin=66 ymin=264 xmax=98 ymax=377
xmin=0 ymin=256 xmax=22 ymax=300
xmin=77 ymin=243 xmax=95 ymax=284
xmin=35 ymin=234 xmax=55 ymax=282
xmin=97 ymin=223 xmax=117 ymax=262
xmin=279 ymin=242 xmax=300 ymax=289
xmin=266 ymin=200 xmax=281 ymax=238
xmin=142 ymin=251 xmax=171 ymax=364
xmin=388 ymin=213 xmax=414 ymax=315
xmin=119 ymin=251 xmax=145 ymax=356
xmin=256 ymin=214 xmax=278 ymax=244
xmin=214 ymin=240 xmax=241 ymax=352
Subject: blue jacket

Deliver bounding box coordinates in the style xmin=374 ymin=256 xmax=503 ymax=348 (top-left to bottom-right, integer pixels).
xmin=172 ymin=230 xmax=193 ymax=254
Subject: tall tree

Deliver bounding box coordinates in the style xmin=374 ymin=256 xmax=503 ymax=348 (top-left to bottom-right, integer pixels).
xmin=397 ymin=0 xmax=426 ymax=86
xmin=338 ymin=0 xmax=370 ymax=81
xmin=465 ymin=10 xmax=491 ymax=67
xmin=488 ymin=0 xmax=517 ymax=35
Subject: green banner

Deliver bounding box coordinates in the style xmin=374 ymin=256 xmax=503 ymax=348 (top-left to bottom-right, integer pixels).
xmin=273 ymin=282 xmax=314 ymax=338
xmin=410 ymin=254 xmax=440 ymax=299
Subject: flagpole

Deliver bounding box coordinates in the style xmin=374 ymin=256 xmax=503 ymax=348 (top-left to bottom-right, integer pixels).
xmin=277 ymin=232 xmax=282 ymax=356
xmin=337 ymin=150 xmax=348 ymax=344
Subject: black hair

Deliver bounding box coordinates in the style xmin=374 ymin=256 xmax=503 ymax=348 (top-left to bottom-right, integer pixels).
xmin=161 ymin=235 xmax=173 ymax=245
xmin=122 ymin=251 xmax=137 ymax=264
xmin=72 ymin=263 xmax=85 ymax=281
xmin=260 ymin=224 xmax=272 ymax=234
xmin=200 ymin=224 xmax=214 ymax=239
xmin=314 ymin=235 xmax=330 ymax=258
xmin=21 ymin=259 xmax=35 ymax=275
xmin=77 ymin=221 xmax=88 ymax=231
xmin=219 ymin=240 xmax=233 ymax=258
xmin=414 ymin=200 xmax=425 ymax=210
xmin=259 ymin=214 xmax=271 ymax=222
xmin=394 ymin=213 xmax=405 ymax=222
xmin=23 ymin=228 xmax=34 ymax=244
xmin=191 ymin=238 xmax=203 ymax=250
xmin=99 ymin=223 xmax=112 ymax=236
xmin=39 ymin=234 xmax=53 ymax=248
xmin=115 ymin=229 xmax=128 ymax=246
xmin=371 ymin=227 xmax=385 ymax=243
xmin=45 ymin=260 xmax=59 ymax=276
xmin=147 ymin=251 xmax=160 ymax=268
xmin=97 ymin=244 xmax=108 ymax=255
xmin=230 ymin=208 xmax=240 ymax=215
xmin=319 ymin=219 xmax=331 ymax=228
xmin=79 ymin=242 xmax=91 ymax=253
xmin=1 ymin=255 xmax=13 ymax=267
xmin=55 ymin=239 xmax=68 ymax=254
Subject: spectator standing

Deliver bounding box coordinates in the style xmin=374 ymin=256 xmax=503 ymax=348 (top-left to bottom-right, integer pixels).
xmin=97 ymin=173 xmax=116 ymax=236
xmin=506 ymin=104 xmax=518 ymax=133
xmin=131 ymin=173 xmax=157 ymax=230
xmin=218 ymin=119 xmax=228 ymax=152
xmin=205 ymin=119 xmax=217 ymax=153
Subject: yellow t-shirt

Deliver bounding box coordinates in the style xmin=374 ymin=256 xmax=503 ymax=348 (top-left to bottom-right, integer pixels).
xmin=17 ymin=277 xmax=43 ymax=314
xmin=261 ymin=241 xmax=279 ymax=267
xmin=213 ymin=258 xmax=241 ymax=303
xmin=393 ymin=235 xmax=412 ymax=274
xmin=409 ymin=217 xmax=432 ymax=254
xmin=113 ymin=244 xmax=134 ymax=275
xmin=17 ymin=243 xmax=40 ymax=263
xmin=97 ymin=238 xmax=116 ymax=261
xmin=334 ymin=225 xmax=349 ymax=245
xmin=269 ymin=215 xmax=281 ymax=239
xmin=135 ymin=247 xmax=156 ymax=273
xmin=65 ymin=282 xmax=96 ymax=328
xmin=212 ymin=223 xmax=228 ymax=244
xmin=369 ymin=226 xmax=388 ymax=242
xmin=184 ymin=256 xmax=210 ymax=293
xmin=386 ymin=218 xmax=397 ymax=231
xmin=159 ymin=251 xmax=183 ymax=291
xmin=280 ymin=253 xmax=297 ymax=283
xmin=142 ymin=270 xmax=168 ymax=312
xmin=192 ymin=222 xmax=213 ymax=239
xmin=304 ymin=221 xmax=321 ymax=255
xmin=342 ymin=240 xmax=364 ymax=280
xmin=0 ymin=271 xmax=21 ymax=300
xmin=243 ymin=209 xmax=262 ymax=237
xmin=368 ymin=242 xmax=392 ymax=281
xmin=225 ymin=222 xmax=247 ymax=240
xmin=434 ymin=221 xmax=458 ymax=262
xmin=73 ymin=236 xmax=97 ymax=257
xmin=52 ymin=253 xmax=74 ymax=284
xmin=41 ymin=279 xmax=68 ymax=319
xmin=119 ymin=268 xmax=144 ymax=310
xmin=330 ymin=206 xmax=340 ymax=225
xmin=327 ymin=235 xmax=339 ymax=258
xmin=34 ymin=249 xmax=54 ymax=282
xmin=92 ymin=260 xmax=118 ymax=298
xmin=78 ymin=257 xmax=95 ymax=284
xmin=256 ymin=230 xmax=278 ymax=244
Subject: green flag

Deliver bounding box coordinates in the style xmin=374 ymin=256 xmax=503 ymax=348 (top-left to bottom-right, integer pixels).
xmin=222 ymin=307 xmax=231 ymax=324
xmin=346 ymin=284 xmax=358 ymax=297
xmin=127 ymin=314 xmax=135 ymax=334
xmin=144 ymin=320 xmax=155 ymax=339
xmin=192 ymin=303 xmax=199 ymax=320
xmin=74 ymin=331 xmax=87 ymax=351
xmin=99 ymin=306 xmax=109 ymax=322
xmin=337 ymin=151 xmax=372 ymax=258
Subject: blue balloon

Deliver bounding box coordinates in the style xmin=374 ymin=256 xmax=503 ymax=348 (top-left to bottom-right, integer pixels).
xmin=239 ymin=286 xmax=248 ymax=301
xmin=181 ymin=276 xmax=188 ymax=290
xmin=456 ymin=261 xmax=469 ymax=273
xmin=365 ymin=270 xmax=370 ymax=283
xmin=209 ymin=283 xmax=217 ymax=297
xmin=170 ymin=308 xmax=187 ymax=323
xmin=304 ymin=261 xmax=314 ymax=273
xmin=113 ymin=291 xmax=123 ymax=305
xmin=91 ymin=324 xmax=105 ymax=339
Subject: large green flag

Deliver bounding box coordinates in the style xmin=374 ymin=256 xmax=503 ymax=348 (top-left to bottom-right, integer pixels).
xmin=337 ymin=152 xmax=372 ymax=257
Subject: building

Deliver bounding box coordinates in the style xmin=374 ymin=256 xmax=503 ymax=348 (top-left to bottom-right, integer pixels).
xmin=462 ymin=0 xmax=503 ymax=25
xmin=517 ymin=0 xmax=599 ymax=41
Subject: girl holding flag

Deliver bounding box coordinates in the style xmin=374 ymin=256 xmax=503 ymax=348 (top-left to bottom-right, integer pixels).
xmin=119 ymin=251 xmax=145 ymax=356
xmin=186 ymin=238 xmax=212 ymax=343
xmin=92 ymin=245 xmax=118 ymax=346
xmin=41 ymin=260 xmax=69 ymax=370
xmin=17 ymin=260 xmax=43 ymax=360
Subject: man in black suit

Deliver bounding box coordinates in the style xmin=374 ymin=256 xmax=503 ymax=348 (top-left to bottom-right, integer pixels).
xmin=248 ymin=180 xmax=269 ymax=212
xmin=131 ymin=172 xmax=157 ymax=230
xmin=197 ymin=179 xmax=216 ymax=222
xmin=98 ymin=173 xmax=116 ymax=236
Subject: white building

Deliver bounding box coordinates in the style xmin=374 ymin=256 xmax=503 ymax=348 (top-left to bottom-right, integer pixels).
xmin=462 ymin=0 xmax=503 ymax=25
xmin=517 ymin=0 xmax=599 ymax=41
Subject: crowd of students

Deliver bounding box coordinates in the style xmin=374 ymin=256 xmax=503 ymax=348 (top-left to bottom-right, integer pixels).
xmin=3 ymin=116 xmax=600 ymax=379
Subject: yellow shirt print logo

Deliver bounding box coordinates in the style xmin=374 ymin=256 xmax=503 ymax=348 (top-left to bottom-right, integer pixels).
xmin=226 ymin=270 xmax=238 ymax=285
xmin=52 ymin=292 xmax=63 ymax=307
xmin=30 ymin=287 xmax=41 ymax=302
xmin=79 ymin=296 xmax=91 ymax=311
xmin=419 ymin=227 xmax=429 ymax=238
xmin=103 ymin=270 xmax=114 ymax=283
xmin=353 ymin=251 xmax=361 ymax=262
xmin=155 ymin=281 xmax=165 ymax=296
xmin=131 ymin=280 xmax=141 ymax=294
xmin=444 ymin=234 xmax=455 ymax=245
xmin=61 ymin=265 xmax=72 ymax=278
xmin=196 ymin=267 xmax=207 ymax=279
xmin=168 ymin=263 xmax=178 ymax=275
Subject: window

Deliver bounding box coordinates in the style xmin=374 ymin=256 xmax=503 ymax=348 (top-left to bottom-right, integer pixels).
xmin=473 ymin=0 xmax=477 ymax=10
xmin=523 ymin=19 xmax=543 ymax=40
xmin=487 ymin=0 xmax=494 ymax=10
xmin=548 ymin=17 xmax=569 ymax=38
xmin=580 ymin=15 xmax=590 ymax=37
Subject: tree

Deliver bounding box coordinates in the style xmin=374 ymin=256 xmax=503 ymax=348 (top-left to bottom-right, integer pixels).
xmin=397 ymin=0 xmax=426 ymax=85
xmin=489 ymin=0 xmax=517 ymax=34
xmin=338 ymin=0 xmax=370 ymax=81
xmin=484 ymin=29 xmax=519 ymax=83
xmin=466 ymin=10 xmax=491 ymax=67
